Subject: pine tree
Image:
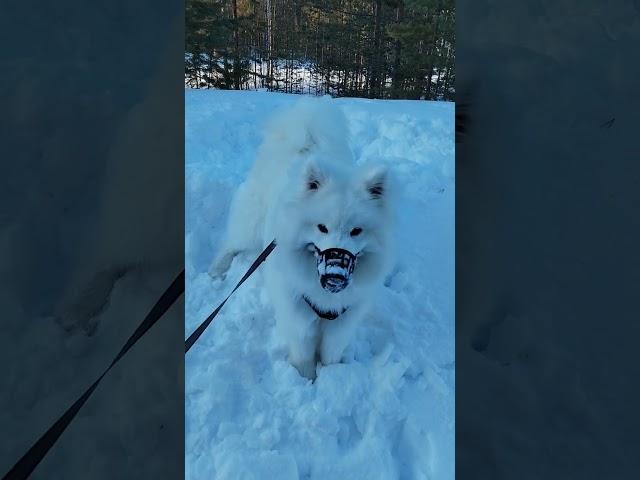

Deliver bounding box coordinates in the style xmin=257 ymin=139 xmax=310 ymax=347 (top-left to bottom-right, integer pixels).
xmin=185 ymin=0 xmax=455 ymax=100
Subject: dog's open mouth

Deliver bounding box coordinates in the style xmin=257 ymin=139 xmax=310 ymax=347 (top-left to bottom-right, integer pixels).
xmin=311 ymin=245 xmax=358 ymax=293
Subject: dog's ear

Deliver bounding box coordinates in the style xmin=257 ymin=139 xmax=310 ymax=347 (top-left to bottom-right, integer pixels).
xmin=298 ymin=132 xmax=317 ymax=155
xmin=303 ymin=160 xmax=324 ymax=192
xmin=362 ymin=165 xmax=388 ymax=201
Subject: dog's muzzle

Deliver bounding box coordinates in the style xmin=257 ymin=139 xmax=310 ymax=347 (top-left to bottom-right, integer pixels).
xmin=313 ymin=246 xmax=357 ymax=293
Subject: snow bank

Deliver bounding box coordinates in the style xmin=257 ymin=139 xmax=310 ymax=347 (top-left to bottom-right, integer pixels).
xmin=185 ymin=90 xmax=454 ymax=480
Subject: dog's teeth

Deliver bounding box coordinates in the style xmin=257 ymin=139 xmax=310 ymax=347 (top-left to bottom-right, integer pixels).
xmin=326 ymin=265 xmax=346 ymax=274
xmin=316 ymin=247 xmax=358 ymax=293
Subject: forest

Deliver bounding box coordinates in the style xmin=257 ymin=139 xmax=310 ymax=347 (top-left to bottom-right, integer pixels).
xmin=185 ymin=0 xmax=454 ymax=100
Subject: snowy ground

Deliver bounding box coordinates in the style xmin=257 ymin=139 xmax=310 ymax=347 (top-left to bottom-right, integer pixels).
xmin=185 ymin=56 xmax=452 ymax=100
xmin=185 ymin=90 xmax=454 ymax=480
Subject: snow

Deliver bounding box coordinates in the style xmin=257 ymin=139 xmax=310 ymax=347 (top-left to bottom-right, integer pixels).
xmin=185 ymin=56 xmax=452 ymax=100
xmin=185 ymin=90 xmax=454 ymax=480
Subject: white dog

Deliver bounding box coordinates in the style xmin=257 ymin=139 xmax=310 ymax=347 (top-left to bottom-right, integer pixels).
xmin=210 ymin=98 xmax=395 ymax=379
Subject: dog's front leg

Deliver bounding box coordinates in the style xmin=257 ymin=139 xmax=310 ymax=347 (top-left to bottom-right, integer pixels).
xmin=289 ymin=334 xmax=319 ymax=380
xmin=274 ymin=296 xmax=320 ymax=379
xmin=319 ymin=304 xmax=365 ymax=366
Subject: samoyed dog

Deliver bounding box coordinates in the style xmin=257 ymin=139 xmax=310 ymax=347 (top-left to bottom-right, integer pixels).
xmin=210 ymin=98 xmax=396 ymax=379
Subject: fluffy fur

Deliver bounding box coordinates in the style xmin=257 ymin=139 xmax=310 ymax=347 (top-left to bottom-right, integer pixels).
xmin=211 ymin=98 xmax=396 ymax=379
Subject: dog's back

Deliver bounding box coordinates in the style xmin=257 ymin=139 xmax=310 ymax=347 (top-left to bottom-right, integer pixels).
xmin=247 ymin=97 xmax=351 ymax=200
xmin=210 ymin=98 xmax=351 ymax=276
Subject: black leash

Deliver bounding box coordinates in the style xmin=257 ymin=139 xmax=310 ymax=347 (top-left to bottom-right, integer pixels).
xmin=1 ymin=270 xmax=184 ymax=480
xmin=4 ymin=238 xmax=274 ymax=479
xmin=185 ymin=240 xmax=277 ymax=353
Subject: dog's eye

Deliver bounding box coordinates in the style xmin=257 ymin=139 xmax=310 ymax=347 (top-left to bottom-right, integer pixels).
xmin=308 ymin=180 xmax=319 ymax=191
xmin=317 ymin=224 xmax=328 ymax=233
xmin=350 ymin=227 xmax=362 ymax=237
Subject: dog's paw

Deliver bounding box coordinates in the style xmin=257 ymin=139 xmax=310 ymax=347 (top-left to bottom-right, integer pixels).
xmin=207 ymin=264 xmax=227 ymax=281
xmin=320 ymin=343 xmax=344 ymax=366
xmin=208 ymin=250 xmax=238 ymax=280
xmin=291 ymin=358 xmax=317 ymax=380
xmin=208 ymin=258 xmax=233 ymax=281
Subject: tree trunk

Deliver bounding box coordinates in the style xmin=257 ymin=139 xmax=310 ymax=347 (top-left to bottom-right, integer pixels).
xmin=232 ymin=0 xmax=240 ymax=90
xmin=266 ymin=0 xmax=273 ymax=90
xmin=370 ymin=0 xmax=383 ymax=98
xmin=391 ymin=3 xmax=405 ymax=99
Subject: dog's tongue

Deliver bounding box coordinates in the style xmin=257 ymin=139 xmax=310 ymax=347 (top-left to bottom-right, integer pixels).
xmin=316 ymin=248 xmax=356 ymax=293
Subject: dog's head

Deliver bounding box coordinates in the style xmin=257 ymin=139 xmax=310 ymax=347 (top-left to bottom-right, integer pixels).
xmin=281 ymin=157 xmax=395 ymax=293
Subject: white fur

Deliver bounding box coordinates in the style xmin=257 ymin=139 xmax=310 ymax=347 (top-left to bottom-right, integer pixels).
xmin=211 ymin=98 xmax=396 ymax=379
